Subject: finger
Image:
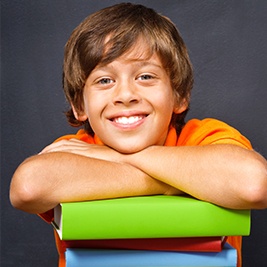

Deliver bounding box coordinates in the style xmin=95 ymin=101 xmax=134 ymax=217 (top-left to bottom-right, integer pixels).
xmin=39 ymin=140 xmax=73 ymax=154
xmin=39 ymin=139 xmax=90 ymax=154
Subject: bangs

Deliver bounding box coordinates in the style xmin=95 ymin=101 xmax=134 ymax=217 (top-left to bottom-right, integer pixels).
xmin=100 ymin=34 xmax=156 ymax=66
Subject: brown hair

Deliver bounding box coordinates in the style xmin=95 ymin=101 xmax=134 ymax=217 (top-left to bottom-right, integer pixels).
xmin=63 ymin=3 xmax=193 ymax=135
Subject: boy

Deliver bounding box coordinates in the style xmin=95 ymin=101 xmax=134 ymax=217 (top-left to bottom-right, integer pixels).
xmin=10 ymin=3 xmax=267 ymax=267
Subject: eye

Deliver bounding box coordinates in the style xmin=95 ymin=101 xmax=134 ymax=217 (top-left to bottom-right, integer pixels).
xmin=97 ymin=77 xmax=115 ymax=85
xmin=137 ymin=74 xmax=154 ymax=81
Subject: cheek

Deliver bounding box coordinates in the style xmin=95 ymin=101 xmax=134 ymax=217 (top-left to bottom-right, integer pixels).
xmin=83 ymin=91 xmax=103 ymax=115
xmin=153 ymin=90 xmax=176 ymax=114
xmin=84 ymin=93 xmax=109 ymax=130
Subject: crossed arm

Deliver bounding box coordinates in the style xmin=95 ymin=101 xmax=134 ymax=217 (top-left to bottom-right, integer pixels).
xmin=10 ymin=139 xmax=267 ymax=214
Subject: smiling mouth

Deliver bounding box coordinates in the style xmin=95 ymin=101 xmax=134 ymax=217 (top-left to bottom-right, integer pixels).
xmin=112 ymin=116 xmax=146 ymax=125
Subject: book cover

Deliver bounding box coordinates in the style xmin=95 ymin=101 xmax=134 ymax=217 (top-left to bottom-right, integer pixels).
xmin=65 ymin=243 xmax=237 ymax=267
xmin=62 ymin=236 xmax=227 ymax=252
xmin=53 ymin=195 xmax=250 ymax=240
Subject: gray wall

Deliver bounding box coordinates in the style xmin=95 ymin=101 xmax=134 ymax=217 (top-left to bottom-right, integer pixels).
xmin=1 ymin=1 xmax=267 ymax=266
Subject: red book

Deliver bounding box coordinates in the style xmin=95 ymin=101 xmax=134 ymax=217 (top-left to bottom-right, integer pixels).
xmin=62 ymin=236 xmax=227 ymax=252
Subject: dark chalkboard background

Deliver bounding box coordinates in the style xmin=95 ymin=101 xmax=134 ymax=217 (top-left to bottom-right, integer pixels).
xmin=2 ymin=1 xmax=267 ymax=266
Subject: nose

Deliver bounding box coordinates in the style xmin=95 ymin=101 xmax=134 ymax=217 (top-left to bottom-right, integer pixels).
xmin=112 ymin=80 xmax=141 ymax=106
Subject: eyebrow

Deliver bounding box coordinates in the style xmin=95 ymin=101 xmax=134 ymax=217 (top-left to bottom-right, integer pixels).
xmin=132 ymin=60 xmax=163 ymax=69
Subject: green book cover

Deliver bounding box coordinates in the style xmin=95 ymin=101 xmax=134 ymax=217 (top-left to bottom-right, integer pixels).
xmin=53 ymin=195 xmax=250 ymax=240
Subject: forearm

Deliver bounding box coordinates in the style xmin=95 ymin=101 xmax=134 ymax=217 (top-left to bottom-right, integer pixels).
xmin=10 ymin=152 xmax=177 ymax=214
xmin=124 ymin=144 xmax=267 ymax=209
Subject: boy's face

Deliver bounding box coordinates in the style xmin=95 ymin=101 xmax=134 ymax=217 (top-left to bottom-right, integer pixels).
xmin=74 ymin=42 xmax=187 ymax=153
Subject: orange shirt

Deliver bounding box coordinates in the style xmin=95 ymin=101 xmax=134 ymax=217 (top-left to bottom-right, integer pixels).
xmin=40 ymin=118 xmax=252 ymax=267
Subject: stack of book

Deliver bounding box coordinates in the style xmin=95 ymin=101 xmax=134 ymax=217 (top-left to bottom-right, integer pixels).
xmin=52 ymin=195 xmax=250 ymax=267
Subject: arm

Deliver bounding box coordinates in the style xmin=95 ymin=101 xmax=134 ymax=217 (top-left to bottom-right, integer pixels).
xmin=11 ymin=139 xmax=267 ymax=213
xmin=10 ymin=151 xmax=181 ymax=214
xmin=123 ymin=144 xmax=267 ymax=209
xmin=48 ymin=139 xmax=266 ymax=209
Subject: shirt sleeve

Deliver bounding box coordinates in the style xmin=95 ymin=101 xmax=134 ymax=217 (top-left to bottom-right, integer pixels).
xmin=177 ymin=118 xmax=252 ymax=149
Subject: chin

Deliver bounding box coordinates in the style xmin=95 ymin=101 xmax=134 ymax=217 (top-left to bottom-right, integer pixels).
xmin=111 ymin=143 xmax=150 ymax=154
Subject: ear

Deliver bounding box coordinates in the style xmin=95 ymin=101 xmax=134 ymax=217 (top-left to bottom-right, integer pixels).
xmin=71 ymin=103 xmax=88 ymax=121
xmin=173 ymin=98 xmax=188 ymax=114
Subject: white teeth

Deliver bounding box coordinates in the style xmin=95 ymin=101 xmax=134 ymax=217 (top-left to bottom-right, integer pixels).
xmin=114 ymin=116 xmax=143 ymax=124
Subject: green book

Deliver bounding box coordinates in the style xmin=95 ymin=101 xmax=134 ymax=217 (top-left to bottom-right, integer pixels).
xmin=53 ymin=195 xmax=250 ymax=240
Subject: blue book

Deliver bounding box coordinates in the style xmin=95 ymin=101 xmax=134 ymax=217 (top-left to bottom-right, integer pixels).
xmin=65 ymin=243 xmax=237 ymax=267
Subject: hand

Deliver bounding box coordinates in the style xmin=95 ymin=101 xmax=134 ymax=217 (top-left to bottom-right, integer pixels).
xmin=39 ymin=139 xmax=124 ymax=163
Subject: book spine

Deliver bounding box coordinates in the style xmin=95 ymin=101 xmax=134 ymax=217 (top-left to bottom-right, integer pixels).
xmin=65 ymin=243 xmax=237 ymax=267
xmin=62 ymin=236 xmax=226 ymax=252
